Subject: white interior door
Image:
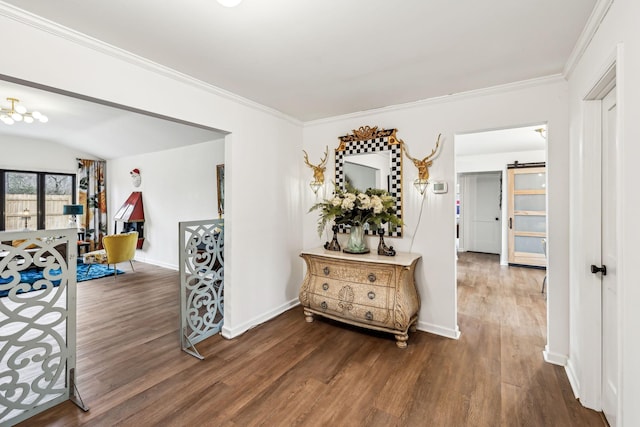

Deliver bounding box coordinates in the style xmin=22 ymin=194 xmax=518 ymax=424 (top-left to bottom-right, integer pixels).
xmin=465 ymin=172 xmax=501 ymax=254
xmin=600 ymin=87 xmax=618 ymax=427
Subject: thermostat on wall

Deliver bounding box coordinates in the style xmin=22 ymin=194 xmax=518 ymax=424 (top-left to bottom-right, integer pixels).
xmin=432 ymin=181 xmax=448 ymax=194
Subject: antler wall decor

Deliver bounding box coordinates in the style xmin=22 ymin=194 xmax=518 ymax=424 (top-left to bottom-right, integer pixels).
xmin=303 ymin=146 xmax=329 ymax=194
xmin=404 ymin=134 xmax=441 ymax=195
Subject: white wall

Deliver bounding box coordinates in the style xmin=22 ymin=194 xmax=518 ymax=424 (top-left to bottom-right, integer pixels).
xmin=456 ymin=149 xmax=544 ymax=174
xmin=0 ymin=9 xmax=304 ymax=340
xmin=566 ymin=0 xmax=640 ymax=424
xmin=303 ymin=79 xmax=569 ymax=346
xmin=108 ymin=139 xmax=224 ymax=269
xmin=0 ymin=134 xmax=98 ymax=172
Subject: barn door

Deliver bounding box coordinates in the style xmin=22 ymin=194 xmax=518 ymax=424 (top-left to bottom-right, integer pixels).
xmin=507 ymin=165 xmax=546 ymax=267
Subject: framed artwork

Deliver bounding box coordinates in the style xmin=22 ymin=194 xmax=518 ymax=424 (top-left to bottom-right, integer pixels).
xmin=216 ymin=164 xmax=225 ymax=218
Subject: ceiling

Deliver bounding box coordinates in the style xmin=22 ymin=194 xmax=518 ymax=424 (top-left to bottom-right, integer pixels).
xmin=0 ymin=80 xmax=225 ymax=160
xmin=455 ymin=125 xmax=546 ymax=157
xmin=0 ymin=0 xmax=596 ymax=159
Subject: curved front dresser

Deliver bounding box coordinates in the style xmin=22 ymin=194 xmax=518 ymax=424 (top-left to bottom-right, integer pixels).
xmin=299 ymin=248 xmax=421 ymax=348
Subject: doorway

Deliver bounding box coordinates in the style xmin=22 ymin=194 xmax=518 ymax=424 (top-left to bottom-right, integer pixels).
xmin=458 ymin=171 xmax=501 ymax=254
xmin=577 ymin=58 xmax=620 ymax=424
xmin=0 ymin=76 xmax=229 ymax=420
xmin=455 ymin=124 xmax=547 ymax=265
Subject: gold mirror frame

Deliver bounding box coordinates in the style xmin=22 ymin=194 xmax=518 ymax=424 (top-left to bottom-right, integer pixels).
xmin=335 ymin=126 xmax=403 ymax=237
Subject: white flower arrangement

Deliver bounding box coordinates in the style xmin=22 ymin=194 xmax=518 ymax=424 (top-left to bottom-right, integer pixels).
xmin=309 ymin=184 xmax=402 ymax=236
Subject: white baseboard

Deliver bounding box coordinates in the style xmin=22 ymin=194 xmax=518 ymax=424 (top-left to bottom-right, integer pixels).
xmin=133 ymin=255 xmax=178 ymax=271
xmin=543 ymin=347 xmax=568 ymax=366
xmin=220 ymin=303 xmax=462 ymax=341
xmin=416 ymin=320 xmax=461 ymax=339
xmin=221 ymin=298 xmax=300 ymax=339
xmin=564 ymin=358 xmax=581 ymax=400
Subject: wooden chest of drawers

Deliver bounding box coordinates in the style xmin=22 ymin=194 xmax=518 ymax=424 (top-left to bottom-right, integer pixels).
xmin=299 ymin=248 xmax=421 ymax=348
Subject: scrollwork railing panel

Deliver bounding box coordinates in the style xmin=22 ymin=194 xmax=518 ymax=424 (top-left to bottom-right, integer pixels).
xmin=0 ymin=230 xmax=76 ymax=425
xmin=179 ymin=220 xmax=224 ymax=358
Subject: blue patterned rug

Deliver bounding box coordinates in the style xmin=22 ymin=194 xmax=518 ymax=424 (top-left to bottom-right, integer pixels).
xmin=0 ymin=261 xmax=124 ymax=297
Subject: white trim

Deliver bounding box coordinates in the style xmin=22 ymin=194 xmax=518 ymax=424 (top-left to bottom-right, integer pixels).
xmin=612 ymin=42 xmax=625 ymax=427
xmin=563 ymin=0 xmax=615 ymax=80
xmin=416 ymin=321 xmax=461 ymax=340
xmin=565 ymin=359 xmax=582 ymax=401
xmin=220 ymin=303 xmax=463 ymax=341
xmin=574 ymin=44 xmax=621 ymax=413
xmin=133 ymin=256 xmax=178 ymax=271
xmin=584 ymin=50 xmax=617 ymax=101
xmin=0 ymin=2 xmax=303 ymax=127
xmin=304 ymin=75 xmax=565 ymax=127
xmin=543 ymin=346 xmax=568 ymax=366
xmin=221 ymin=299 xmax=300 ymax=339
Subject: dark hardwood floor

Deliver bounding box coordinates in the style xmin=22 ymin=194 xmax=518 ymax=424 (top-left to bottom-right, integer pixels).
xmin=19 ymin=253 xmax=604 ymax=426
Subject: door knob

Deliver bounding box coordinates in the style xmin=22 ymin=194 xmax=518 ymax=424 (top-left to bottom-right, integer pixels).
xmin=590 ymin=264 xmax=607 ymax=276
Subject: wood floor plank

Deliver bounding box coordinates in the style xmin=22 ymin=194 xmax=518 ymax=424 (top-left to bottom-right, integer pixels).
xmin=16 ymin=254 xmax=604 ymax=426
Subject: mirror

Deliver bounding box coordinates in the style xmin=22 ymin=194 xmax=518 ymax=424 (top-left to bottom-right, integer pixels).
xmin=344 ymin=152 xmax=391 ymax=192
xmin=335 ymin=126 xmax=403 ymax=237
xmin=216 ymin=164 xmax=224 ymax=218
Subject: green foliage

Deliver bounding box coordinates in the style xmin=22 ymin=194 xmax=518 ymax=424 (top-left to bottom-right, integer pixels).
xmin=309 ymin=183 xmax=402 ymax=236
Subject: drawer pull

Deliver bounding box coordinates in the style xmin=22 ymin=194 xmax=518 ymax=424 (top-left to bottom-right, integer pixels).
xmin=321 ymin=301 xmax=328 ymax=310
xmin=368 ymin=291 xmax=376 ymax=300
xmin=322 ymin=283 xmax=329 ymax=291
xmin=365 ymin=311 xmax=373 ymax=321
xmin=368 ymin=273 xmax=376 ymax=282
xmin=323 ymin=267 xmax=330 ymax=275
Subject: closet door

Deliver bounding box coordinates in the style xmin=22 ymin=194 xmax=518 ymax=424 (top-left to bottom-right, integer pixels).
xmin=507 ymin=166 xmax=546 ymax=267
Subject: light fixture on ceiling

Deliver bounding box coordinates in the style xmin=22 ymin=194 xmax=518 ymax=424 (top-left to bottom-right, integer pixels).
xmin=217 ymin=0 xmax=242 ymax=7
xmin=534 ymin=127 xmax=547 ymax=140
xmin=1 ymin=97 xmax=48 ymax=125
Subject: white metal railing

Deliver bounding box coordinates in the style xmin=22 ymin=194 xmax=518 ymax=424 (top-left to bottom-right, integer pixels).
xmin=179 ymin=219 xmax=224 ymax=359
xmin=0 ymin=229 xmax=86 ymax=425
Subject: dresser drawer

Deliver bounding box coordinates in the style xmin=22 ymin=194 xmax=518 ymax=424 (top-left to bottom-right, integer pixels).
xmin=308 ymin=294 xmax=393 ymax=328
xmin=309 ymin=258 xmax=394 ymax=286
xmin=309 ymin=276 xmax=390 ymax=309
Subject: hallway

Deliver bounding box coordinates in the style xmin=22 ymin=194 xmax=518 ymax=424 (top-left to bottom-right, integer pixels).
xmin=457 ymin=251 xmax=603 ymax=425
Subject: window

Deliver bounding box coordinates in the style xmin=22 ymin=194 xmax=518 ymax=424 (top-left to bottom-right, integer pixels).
xmin=1 ymin=170 xmax=76 ymax=231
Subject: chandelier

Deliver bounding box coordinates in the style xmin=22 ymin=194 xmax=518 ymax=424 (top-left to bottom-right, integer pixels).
xmin=0 ymin=97 xmax=48 ymax=125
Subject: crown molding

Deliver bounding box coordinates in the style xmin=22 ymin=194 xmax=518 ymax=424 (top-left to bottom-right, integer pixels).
xmin=304 ymin=74 xmax=565 ymax=128
xmin=0 ymin=2 xmax=303 ymax=127
xmin=563 ymin=0 xmax=615 ymax=80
